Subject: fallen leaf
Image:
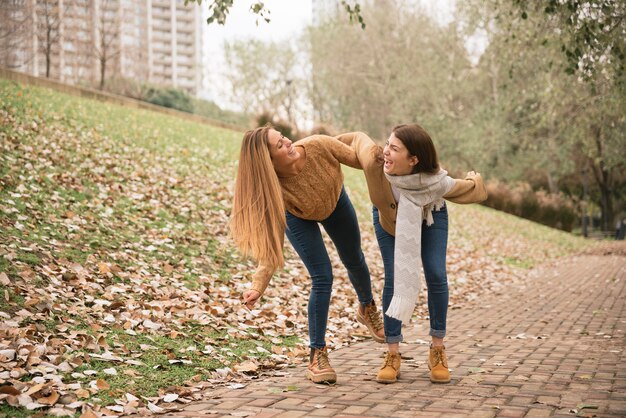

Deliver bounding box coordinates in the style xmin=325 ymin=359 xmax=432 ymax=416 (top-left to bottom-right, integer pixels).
xmin=163 ymin=393 xmax=179 ymax=402
xmin=234 ymin=360 xmax=258 ymax=373
xmin=148 ymin=402 xmax=165 ymax=413
xmin=75 ymin=389 xmax=90 ymax=399
xmin=79 ymin=409 xmax=98 ymax=418
xmin=0 ymin=272 xmax=9 ymax=285
xmin=24 ymin=382 xmax=46 ymax=396
xmin=98 ymin=262 xmax=111 ymax=274
xmin=577 ymin=403 xmax=599 ymax=410
xmin=46 ymin=407 xmax=75 ymax=417
xmin=126 ymin=393 xmax=140 ymax=402
xmin=0 ymin=385 xmax=21 ymax=396
xmin=38 ymin=390 xmax=60 ymax=405
xmin=96 ymin=379 xmax=110 ymax=390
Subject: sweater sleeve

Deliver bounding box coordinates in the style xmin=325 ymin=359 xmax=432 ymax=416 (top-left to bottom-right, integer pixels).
xmin=334 ymin=132 xmax=381 ymax=169
xmin=250 ymin=231 xmax=285 ymax=295
xmin=319 ymin=135 xmax=361 ymax=169
xmin=250 ymin=263 xmax=275 ymax=295
xmin=444 ymin=172 xmax=488 ymax=204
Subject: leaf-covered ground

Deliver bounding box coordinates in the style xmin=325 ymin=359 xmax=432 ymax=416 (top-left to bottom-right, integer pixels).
xmin=0 ymin=80 xmax=595 ymax=417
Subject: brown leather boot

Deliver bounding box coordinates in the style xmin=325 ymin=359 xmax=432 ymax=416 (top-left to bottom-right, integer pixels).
xmin=376 ymin=351 xmax=401 ymax=384
xmin=357 ymin=301 xmax=385 ymax=343
xmin=306 ymin=347 xmax=337 ymax=384
xmin=428 ymin=345 xmax=451 ymax=383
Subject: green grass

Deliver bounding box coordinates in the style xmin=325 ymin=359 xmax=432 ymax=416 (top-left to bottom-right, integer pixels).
xmin=65 ymin=329 xmax=299 ymax=406
xmin=0 ymin=284 xmax=25 ymax=313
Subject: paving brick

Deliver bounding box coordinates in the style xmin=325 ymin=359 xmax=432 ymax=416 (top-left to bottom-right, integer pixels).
xmin=273 ymin=411 xmax=308 ymax=418
xmin=247 ymin=398 xmax=280 ymax=407
xmin=175 ymin=254 xmax=626 ymax=418
xmin=341 ymin=405 xmax=370 ymax=414
xmin=249 ymin=412 xmax=280 ymax=418
xmin=525 ymin=408 xmax=553 ymax=418
xmin=307 ymin=408 xmax=343 ymax=416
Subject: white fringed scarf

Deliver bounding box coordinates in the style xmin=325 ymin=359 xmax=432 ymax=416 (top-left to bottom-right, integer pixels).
xmin=384 ymin=169 xmax=455 ymax=324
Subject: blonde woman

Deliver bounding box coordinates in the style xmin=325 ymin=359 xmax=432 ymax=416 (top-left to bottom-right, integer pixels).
xmin=337 ymin=126 xmax=487 ymax=384
xmin=230 ymin=126 xmax=384 ymax=384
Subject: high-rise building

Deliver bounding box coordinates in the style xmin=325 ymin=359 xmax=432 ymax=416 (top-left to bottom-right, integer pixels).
xmin=0 ymin=0 xmax=203 ymax=95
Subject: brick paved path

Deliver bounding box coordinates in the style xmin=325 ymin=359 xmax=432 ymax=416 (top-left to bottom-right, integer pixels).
xmin=170 ymin=251 xmax=625 ymax=417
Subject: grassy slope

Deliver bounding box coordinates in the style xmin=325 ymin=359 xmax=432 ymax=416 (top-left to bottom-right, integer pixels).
xmin=0 ymin=80 xmax=592 ymax=416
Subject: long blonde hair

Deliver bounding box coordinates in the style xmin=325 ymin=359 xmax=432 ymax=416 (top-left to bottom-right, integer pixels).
xmin=230 ymin=126 xmax=286 ymax=269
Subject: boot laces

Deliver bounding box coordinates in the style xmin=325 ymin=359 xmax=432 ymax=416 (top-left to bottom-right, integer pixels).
xmin=366 ymin=305 xmax=384 ymax=331
xmin=432 ymin=347 xmax=447 ymax=367
xmin=316 ymin=349 xmax=331 ymax=370
xmin=383 ymin=352 xmax=398 ymax=369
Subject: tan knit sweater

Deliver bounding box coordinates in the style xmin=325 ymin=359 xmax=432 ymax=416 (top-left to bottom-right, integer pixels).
xmin=335 ymin=132 xmax=488 ymax=236
xmin=250 ymin=135 xmax=361 ymax=295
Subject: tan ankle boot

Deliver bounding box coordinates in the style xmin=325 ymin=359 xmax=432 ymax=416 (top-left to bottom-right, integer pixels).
xmin=357 ymin=301 xmax=385 ymax=343
xmin=306 ymin=347 xmax=336 ymax=384
xmin=376 ymin=351 xmax=401 ymax=384
xmin=428 ymin=345 xmax=450 ymax=383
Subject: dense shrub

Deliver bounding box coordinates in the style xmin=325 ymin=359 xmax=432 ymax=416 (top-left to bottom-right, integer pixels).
xmin=102 ymin=77 xmax=144 ymax=100
xmin=143 ymin=86 xmax=194 ymax=113
xmin=256 ymin=112 xmax=295 ymax=139
xmin=191 ymin=98 xmax=249 ymax=128
xmin=483 ymin=180 xmax=578 ymax=231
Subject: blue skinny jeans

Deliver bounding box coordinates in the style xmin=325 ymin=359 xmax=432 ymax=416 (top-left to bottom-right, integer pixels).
xmin=373 ymin=205 xmax=449 ymax=343
xmin=286 ymin=186 xmax=374 ymax=349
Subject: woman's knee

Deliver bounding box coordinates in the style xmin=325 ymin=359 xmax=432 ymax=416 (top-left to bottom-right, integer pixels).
xmin=310 ymin=272 xmax=333 ymax=291
xmin=425 ymin=272 xmax=448 ymax=294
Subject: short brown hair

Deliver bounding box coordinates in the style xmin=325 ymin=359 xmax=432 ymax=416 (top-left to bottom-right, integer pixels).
xmin=391 ymin=124 xmax=439 ymax=174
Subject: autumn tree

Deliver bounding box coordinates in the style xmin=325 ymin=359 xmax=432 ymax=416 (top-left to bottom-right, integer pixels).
xmin=35 ymin=0 xmax=69 ymax=78
xmin=93 ymin=0 xmax=121 ymax=90
xmin=307 ymin=0 xmax=475 ymax=151
xmin=0 ymin=1 xmax=34 ymax=71
xmin=184 ymin=0 xmax=364 ymax=27
xmin=511 ymin=0 xmax=626 ymax=80
xmin=459 ymin=0 xmax=626 ymax=231
xmin=222 ymin=38 xmax=305 ymax=130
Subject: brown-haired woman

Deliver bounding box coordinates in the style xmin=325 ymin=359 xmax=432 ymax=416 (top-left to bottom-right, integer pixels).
xmin=336 ymin=125 xmax=487 ymax=384
xmin=230 ymin=126 xmax=384 ymax=384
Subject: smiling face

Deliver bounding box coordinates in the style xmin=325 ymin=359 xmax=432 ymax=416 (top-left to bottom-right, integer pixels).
xmin=266 ymin=129 xmax=299 ymax=169
xmin=383 ymin=133 xmax=418 ymax=176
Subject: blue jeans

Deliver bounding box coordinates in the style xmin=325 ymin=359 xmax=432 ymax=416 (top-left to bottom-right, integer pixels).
xmin=373 ymin=205 xmax=449 ymax=343
xmin=286 ymin=187 xmax=374 ymax=349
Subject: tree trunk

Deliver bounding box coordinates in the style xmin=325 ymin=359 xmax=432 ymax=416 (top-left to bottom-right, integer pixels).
xmin=599 ymin=180 xmax=614 ymax=232
xmin=45 ymin=27 xmax=51 ymax=77
xmin=589 ymin=156 xmax=615 ymax=232
xmin=590 ymin=127 xmax=615 ymax=232
xmin=100 ymin=57 xmax=105 ymax=90
xmin=45 ymin=50 xmax=51 ymax=77
xmin=547 ymin=171 xmax=558 ymax=194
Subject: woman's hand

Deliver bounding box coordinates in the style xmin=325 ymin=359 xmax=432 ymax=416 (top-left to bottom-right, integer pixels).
xmin=242 ymin=289 xmax=261 ymax=309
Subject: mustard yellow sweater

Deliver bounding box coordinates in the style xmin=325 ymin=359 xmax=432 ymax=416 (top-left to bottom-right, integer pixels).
xmin=251 ymin=135 xmax=361 ymax=294
xmin=335 ymin=132 xmax=488 ymax=236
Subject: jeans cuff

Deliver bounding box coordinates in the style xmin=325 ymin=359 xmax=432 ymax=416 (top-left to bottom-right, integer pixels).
xmin=385 ymin=335 xmax=403 ymax=344
xmin=430 ymin=328 xmax=446 ymax=338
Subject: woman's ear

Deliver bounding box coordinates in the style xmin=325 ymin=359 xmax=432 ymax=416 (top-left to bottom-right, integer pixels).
xmin=410 ymin=156 xmax=418 ymax=166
